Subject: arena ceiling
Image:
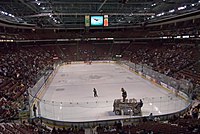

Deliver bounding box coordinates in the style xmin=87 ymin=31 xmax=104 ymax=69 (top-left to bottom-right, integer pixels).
xmin=0 ymin=0 xmax=199 ymax=28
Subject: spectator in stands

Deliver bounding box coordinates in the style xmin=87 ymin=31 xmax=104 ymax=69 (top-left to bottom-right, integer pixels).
xmin=182 ymin=112 xmax=192 ymax=119
xmin=0 ymin=45 xmax=56 ymax=121
xmin=51 ymin=127 xmax=57 ymax=134
xmin=192 ymin=107 xmax=199 ymax=119
xmin=154 ymin=116 xmax=160 ymax=122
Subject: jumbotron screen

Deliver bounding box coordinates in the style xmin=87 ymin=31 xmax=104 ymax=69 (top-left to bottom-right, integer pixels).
xmin=90 ymin=16 xmax=104 ymax=26
xmin=85 ymin=15 xmax=108 ymax=27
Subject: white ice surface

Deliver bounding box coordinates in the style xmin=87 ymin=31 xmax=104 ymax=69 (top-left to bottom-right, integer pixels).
xmin=39 ymin=63 xmax=189 ymax=122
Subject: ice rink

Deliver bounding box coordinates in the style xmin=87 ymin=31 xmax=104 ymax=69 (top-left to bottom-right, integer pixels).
xmin=39 ymin=63 xmax=189 ymax=122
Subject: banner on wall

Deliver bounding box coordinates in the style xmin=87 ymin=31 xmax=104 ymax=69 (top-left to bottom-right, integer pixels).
xmin=146 ymin=75 xmax=151 ymax=80
xmin=85 ymin=15 xmax=90 ymax=27
xmin=160 ymin=82 xmax=168 ymax=88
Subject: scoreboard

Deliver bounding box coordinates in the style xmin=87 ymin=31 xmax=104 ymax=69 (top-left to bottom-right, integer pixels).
xmin=85 ymin=15 xmax=108 ymax=27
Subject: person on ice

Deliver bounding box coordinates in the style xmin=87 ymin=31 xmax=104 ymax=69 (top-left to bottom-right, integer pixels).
xmin=93 ymin=88 xmax=98 ymax=97
xmin=121 ymin=88 xmax=127 ymax=102
xmin=33 ymin=104 xmax=37 ymax=117
xmin=138 ymin=99 xmax=143 ymax=107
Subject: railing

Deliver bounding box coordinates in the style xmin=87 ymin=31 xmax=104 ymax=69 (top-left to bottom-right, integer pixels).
xmin=38 ymin=94 xmax=189 ymax=120
xmin=28 ymin=62 xmax=61 ymax=118
xmin=120 ymin=60 xmax=194 ymax=96
xmin=28 ymin=60 xmax=192 ymax=127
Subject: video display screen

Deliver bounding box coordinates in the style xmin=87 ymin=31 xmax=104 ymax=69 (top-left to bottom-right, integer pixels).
xmin=90 ymin=16 xmax=104 ymax=26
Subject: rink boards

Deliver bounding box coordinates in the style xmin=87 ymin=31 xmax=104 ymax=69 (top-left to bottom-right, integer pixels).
xmin=38 ymin=61 xmax=191 ymax=124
